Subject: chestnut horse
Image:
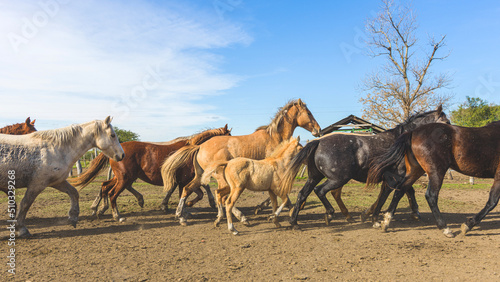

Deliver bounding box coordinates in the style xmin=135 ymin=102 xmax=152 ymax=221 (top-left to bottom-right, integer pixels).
xmin=71 ymin=125 xmax=231 ymax=221
xmin=367 ymin=121 xmax=500 ymax=238
xmin=201 ymin=137 xmax=303 ymax=235
xmin=0 ymin=117 xmax=37 ymax=134
xmin=161 ymin=99 xmax=321 ymax=225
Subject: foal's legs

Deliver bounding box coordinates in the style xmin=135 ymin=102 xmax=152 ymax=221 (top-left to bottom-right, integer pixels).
xmin=330 ymin=187 xmax=355 ymax=222
xmin=461 ymin=174 xmax=500 ymax=235
xmin=52 ymin=181 xmax=80 ymax=228
xmin=225 ymin=187 xmax=244 ymax=235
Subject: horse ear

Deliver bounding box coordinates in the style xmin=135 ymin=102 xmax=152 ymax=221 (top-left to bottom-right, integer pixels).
xmin=104 ymin=116 xmax=112 ymax=125
xmin=297 ymin=135 xmax=301 ymax=143
xmin=298 ymin=98 xmax=303 ymax=105
xmin=436 ymin=105 xmax=443 ymax=114
xmin=31 ymin=119 xmax=36 ymax=125
xmin=224 ymin=124 xmax=228 ymax=130
xmin=25 ymin=117 xmax=31 ymax=125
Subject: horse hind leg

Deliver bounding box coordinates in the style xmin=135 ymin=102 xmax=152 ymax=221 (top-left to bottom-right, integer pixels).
xmin=186 ymin=186 xmax=204 ymax=207
xmin=16 ymin=184 xmax=46 ymax=237
xmin=52 ymin=181 xmax=80 ymax=228
xmin=461 ymin=177 xmax=500 ymax=236
xmin=331 ymin=187 xmax=354 ymax=223
xmin=126 ymin=185 xmax=144 ymax=208
xmin=314 ymin=179 xmax=349 ymax=225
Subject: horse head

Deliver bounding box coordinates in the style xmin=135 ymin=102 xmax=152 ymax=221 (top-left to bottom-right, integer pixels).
xmin=401 ymin=105 xmax=450 ymax=133
xmin=94 ymin=116 xmax=125 ymax=162
xmin=293 ymin=99 xmax=322 ymax=137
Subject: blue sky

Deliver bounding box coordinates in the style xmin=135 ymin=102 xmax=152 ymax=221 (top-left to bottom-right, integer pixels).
xmin=1 ymin=0 xmax=499 ymax=141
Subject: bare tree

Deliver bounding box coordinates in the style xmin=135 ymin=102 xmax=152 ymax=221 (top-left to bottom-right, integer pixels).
xmin=359 ymin=0 xmax=453 ymax=128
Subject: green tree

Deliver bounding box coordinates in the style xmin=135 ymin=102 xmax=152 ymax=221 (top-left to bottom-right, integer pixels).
xmin=450 ymin=97 xmax=500 ymax=127
xmin=114 ymin=127 xmax=140 ymax=143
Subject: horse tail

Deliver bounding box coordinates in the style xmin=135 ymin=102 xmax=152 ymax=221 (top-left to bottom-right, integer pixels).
xmin=161 ymin=145 xmax=200 ymax=193
xmin=366 ymin=132 xmax=413 ymax=187
xmin=201 ymin=161 xmax=228 ymax=185
xmin=70 ymin=153 xmax=110 ymax=190
xmin=281 ymin=139 xmax=320 ymax=197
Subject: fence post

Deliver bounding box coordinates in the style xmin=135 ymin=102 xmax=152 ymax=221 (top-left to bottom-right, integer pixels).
xmin=76 ymin=160 xmax=82 ymax=175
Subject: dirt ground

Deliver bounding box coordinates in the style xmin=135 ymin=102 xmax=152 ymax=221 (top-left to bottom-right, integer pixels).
xmin=2 ymin=174 xmax=500 ymax=281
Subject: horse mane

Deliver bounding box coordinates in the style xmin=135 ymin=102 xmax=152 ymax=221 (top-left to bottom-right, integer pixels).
xmin=31 ymin=120 xmax=103 ymax=146
xmin=188 ymin=127 xmax=228 ymax=145
xmin=255 ymin=99 xmax=305 ymax=136
xmin=0 ymin=123 xmax=24 ymax=134
xmin=386 ymin=109 xmax=438 ymax=134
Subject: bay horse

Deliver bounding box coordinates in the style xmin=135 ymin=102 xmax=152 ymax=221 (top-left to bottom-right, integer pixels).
xmin=161 ymin=99 xmax=321 ymax=225
xmin=367 ymin=121 xmax=500 ymax=238
xmin=71 ymin=125 xmax=231 ymax=221
xmin=201 ymin=137 xmax=303 ymax=235
xmin=0 ymin=117 xmax=124 ymax=237
xmin=0 ymin=117 xmax=37 ymax=134
xmin=283 ymin=106 xmax=450 ymax=229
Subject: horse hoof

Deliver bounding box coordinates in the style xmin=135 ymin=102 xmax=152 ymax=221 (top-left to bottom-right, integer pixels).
xmin=324 ymin=214 xmax=330 ymax=226
xmin=179 ymin=218 xmax=188 ymax=226
xmin=443 ymin=227 xmax=455 ymax=238
xmin=69 ymin=218 xmax=78 ymax=228
xmin=186 ymin=201 xmax=194 ymax=207
xmin=360 ymin=213 xmax=368 ymax=223
xmin=460 ymin=223 xmax=470 ymax=236
xmin=411 ymin=212 xmax=421 ymax=221
xmin=274 ymin=222 xmax=281 ymax=228
xmin=381 ymin=224 xmax=389 ymax=233
xmin=209 ymin=201 xmax=217 ymax=209
xmin=287 ymin=224 xmax=301 ymax=231
xmin=288 ymin=207 xmax=295 ymax=217
xmin=346 ymin=217 xmax=356 ymax=223
xmin=232 ymin=230 xmax=239 ymax=236
xmin=372 ymin=222 xmax=381 ymax=229
xmin=254 ymin=208 xmax=262 ymax=215
xmin=17 ymin=227 xmax=32 ymax=238
xmin=242 ymin=220 xmax=251 ymax=226
xmin=138 ymin=200 xmax=144 ymax=208
xmin=119 ymin=217 xmax=126 ymax=223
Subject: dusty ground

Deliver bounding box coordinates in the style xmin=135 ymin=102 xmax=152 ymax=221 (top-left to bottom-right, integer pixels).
xmin=2 ymin=174 xmax=500 ymax=281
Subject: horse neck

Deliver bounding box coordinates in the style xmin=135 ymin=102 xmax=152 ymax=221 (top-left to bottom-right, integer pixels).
xmin=61 ymin=124 xmax=97 ymax=165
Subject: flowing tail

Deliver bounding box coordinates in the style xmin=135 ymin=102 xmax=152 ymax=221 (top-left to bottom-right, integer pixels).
xmin=201 ymin=162 xmax=228 ymax=186
xmin=281 ymin=139 xmax=320 ymax=197
xmin=70 ymin=153 xmax=110 ymax=190
xmin=161 ymin=145 xmax=200 ymax=193
xmin=366 ymin=131 xmax=413 ymax=187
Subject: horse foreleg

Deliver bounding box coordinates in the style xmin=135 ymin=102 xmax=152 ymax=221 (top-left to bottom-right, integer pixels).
xmin=16 ymin=184 xmax=46 ymax=237
xmin=214 ymin=186 xmax=230 ymax=227
xmin=331 ymin=187 xmax=354 ymax=222
xmin=363 ymin=182 xmax=392 ymax=226
xmin=254 ymin=197 xmax=271 ymax=215
xmin=425 ymin=172 xmax=454 ymax=238
xmin=90 ymin=190 xmax=102 ymax=217
xmin=52 ymin=181 xmax=80 ymax=228
xmin=461 ymin=177 xmax=500 ymax=236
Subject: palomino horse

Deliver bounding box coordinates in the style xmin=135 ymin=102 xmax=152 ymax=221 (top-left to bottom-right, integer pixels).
xmin=162 ymin=99 xmax=321 ymax=225
xmin=71 ymin=125 xmax=231 ymax=221
xmin=0 ymin=117 xmax=37 ymax=134
xmin=367 ymin=121 xmax=500 ymax=238
xmin=0 ymin=117 xmax=124 ymax=237
xmin=201 ymin=137 xmax=303 ymax=235
xmin=283 ymin=107 xmax=450 ymax=229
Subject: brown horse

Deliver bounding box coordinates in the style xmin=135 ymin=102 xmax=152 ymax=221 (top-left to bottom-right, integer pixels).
xmin=1 ymin=117 xmax=37 ymax=210
xmin=0 ymin=117 xmax=37 ymax=134
xmin=367 ymin=121 xmax=500 ymax=238
xmin=201 ymin=137 xmax=303 ymax=235
xmin=161 ymin=99 xmax=321 ymax=225
xmin=71 ymin=125 xmax=231 ymax=221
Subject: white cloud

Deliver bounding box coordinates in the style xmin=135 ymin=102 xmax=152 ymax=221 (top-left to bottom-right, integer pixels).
xmin=0 ymin=0 xmax=251 ymax=140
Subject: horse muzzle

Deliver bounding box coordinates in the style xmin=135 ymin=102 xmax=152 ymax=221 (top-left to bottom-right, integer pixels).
xmin=114 ymin=153 xmax=125 ymax=162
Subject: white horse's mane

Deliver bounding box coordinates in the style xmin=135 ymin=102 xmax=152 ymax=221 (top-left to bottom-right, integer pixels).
xmin=31 ymin=120 xmax=103 ymax=146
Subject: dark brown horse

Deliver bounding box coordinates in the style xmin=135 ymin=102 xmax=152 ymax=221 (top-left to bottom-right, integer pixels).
xmin=283 ymin=107 xmax=449 ymax=229
xmin=0 ymin=117 xmax=37 ymax=134
xmin=71 ymin=125 xmax=231 ymax=221
xmin=367 ymin=121 xmax=500 ymax=237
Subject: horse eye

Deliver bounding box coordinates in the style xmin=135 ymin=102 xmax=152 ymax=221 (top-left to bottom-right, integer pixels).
xmin=111 ymin=134 xmax=116 ymax=138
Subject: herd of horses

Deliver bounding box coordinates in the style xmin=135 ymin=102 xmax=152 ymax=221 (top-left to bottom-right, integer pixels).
xmin=1 ymin=99 xmax=499 ymax=238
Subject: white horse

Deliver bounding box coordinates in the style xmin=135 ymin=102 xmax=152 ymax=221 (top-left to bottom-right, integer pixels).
xmin=0 ymin=116 xmax=124 ymax=237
